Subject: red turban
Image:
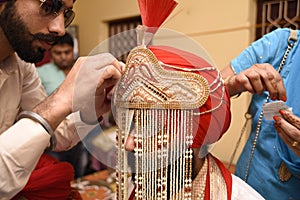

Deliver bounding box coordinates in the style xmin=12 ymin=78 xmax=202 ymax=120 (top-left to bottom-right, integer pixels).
xmin=136 ymin=0 xmax=231 ymax=148
xmin=148 ymin=45 xmax=231 ymax=148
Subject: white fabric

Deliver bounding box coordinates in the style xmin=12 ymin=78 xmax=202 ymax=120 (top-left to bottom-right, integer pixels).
xmin=0 ymin=119 xmax=49 ymax=199
xmin=232 ymin=174 xmax=265 ymax=200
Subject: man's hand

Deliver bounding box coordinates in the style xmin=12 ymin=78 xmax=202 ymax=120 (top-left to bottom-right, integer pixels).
xmin=34 ymin=53 xmax=122 ymax=129
xmin=57 ymin=53 xmax=122 ymax=125
xmin=222 ymin=63 xmax=287 ymax=101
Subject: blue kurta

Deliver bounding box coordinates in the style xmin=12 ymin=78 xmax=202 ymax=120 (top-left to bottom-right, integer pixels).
xmin=231 ymin=28 xmax=300 ymax=199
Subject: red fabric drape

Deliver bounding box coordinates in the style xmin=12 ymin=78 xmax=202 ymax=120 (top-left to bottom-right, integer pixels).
xmin=12 ymin=153 xmax=81 ymax=200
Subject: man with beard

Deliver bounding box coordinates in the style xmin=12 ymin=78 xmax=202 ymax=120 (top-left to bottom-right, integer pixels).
xmin=0 ymin=0 xmax=122 ymax=199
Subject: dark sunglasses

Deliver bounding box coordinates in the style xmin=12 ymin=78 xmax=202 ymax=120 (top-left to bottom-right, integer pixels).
xmin=39 ymin=0 xmax=75 ymax=27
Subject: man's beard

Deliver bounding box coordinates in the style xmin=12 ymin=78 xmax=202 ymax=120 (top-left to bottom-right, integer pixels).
xmin=0 ymin=1 xmax=59 ymax=63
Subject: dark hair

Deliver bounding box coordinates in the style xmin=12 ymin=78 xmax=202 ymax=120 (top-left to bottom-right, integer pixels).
xmin=53 ymin=32 xmax=74 ymax=47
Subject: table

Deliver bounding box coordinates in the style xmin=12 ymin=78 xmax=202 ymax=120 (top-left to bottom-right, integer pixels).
xmin=72 ymin=169 xmax=116 ymax=200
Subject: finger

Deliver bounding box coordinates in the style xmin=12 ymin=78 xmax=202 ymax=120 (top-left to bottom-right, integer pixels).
xmin=259 ymin=70 xmax=285 ymax=100
xmin=254 ymin=64 xmax=286 ymax=100
xmin=106 ymin=86 xmax=116 ymax=100
xmin=94 ymin=66 xmax=122 ymax=99
xmin=274 ymin=116 xmax=299 ymax=151
xmin=274 ymin=123 xmax=296 ymax=149
xmin=274 ymin=123 xmax=300 ymax=156
xmin=118 ymin=61 xmax=126 ymax=73
xmin=274 ymin=115 xmax=300 ymax=142
xmin=280 ymin=110 xmax=300 ymax=131
xmin=260 ymin=71 xmax=279 ymax=99
xmin=244 ymin=69 xmax=265 ymax=94
xmin=95 ymin=79 xmax=118 ymax=98
xmin=97 ymin=65 xmax=122 ymax=88
xmin=111 ymin=60 xmax=123 ymax=74
xmin=235 ymin=72 xmax=259 ymax=94
xmin=103 ymin=64 xmax=122 ymax=80
xmin=274 ymin=122 xmax=300 ymax=157
xmin=99 ymin=77 xmax=119 ymax=90
xmin=270 ymin=75 xmax=286 ymax=101
xmin=103 ymin=62 xmax=123 ymax=98
xmin=241 ymin=64 xmax=273 ymax=95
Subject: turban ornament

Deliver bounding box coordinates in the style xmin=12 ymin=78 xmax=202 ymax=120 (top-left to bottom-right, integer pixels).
xmin=113 ymin=0 xmax=231 ymax=199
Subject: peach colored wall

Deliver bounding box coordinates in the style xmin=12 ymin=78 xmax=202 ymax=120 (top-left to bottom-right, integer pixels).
xmin=72 ymin=0 xmax=257 ymax=164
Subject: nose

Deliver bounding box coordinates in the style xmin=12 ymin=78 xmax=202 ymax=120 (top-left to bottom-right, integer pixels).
xmin=48 ymin=13 xmax=66 ymax=36
xmin=61 ymin=52 xmax=68 ymax=59
xmin=125 ymin=134 xmax=135 ymax=151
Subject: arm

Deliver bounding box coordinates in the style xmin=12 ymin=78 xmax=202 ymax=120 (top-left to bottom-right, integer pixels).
xmin=221 ymin=64 xmax=238 ymax=96
xmin=0 ymin=53 xmax=122 ymax=198
xmin=0 ymin=58 xmax=50 ymax=198
xmin=221 ymin=28 xmax=289 ymax=101
xmin=0 ymin=119 xmax=51 ymax=198
xmin=33 ymin=53 xmax=122 ymax=129
xmin=222 ymin=63 xmax=286 ymax=101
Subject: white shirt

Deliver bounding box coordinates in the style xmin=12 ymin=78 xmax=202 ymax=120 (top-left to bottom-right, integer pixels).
xmin=0 ymin=54 xmax=93 ymax=199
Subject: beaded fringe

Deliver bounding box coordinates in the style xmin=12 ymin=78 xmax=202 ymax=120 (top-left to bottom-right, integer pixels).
xmin=116 ymin=108 xmax=194 ymax=200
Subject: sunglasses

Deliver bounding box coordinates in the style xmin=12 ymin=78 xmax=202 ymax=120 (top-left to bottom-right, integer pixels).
xmin=39 ymin=0 xmax=75 ymax=27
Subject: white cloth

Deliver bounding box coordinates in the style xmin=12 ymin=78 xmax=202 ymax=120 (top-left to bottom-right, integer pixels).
xmin=232 ymin=174 xmax=265 ymax=199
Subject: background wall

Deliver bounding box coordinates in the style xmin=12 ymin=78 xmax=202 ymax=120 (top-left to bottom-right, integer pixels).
xmin=72 ymin=0 xmax=257 ymax=165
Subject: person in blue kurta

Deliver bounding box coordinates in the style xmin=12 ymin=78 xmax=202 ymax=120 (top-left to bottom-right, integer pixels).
xmin=222 ymin=28 xmax=300 ymax=199
xmin=37 ymin=33 xmax=88 ymax=179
